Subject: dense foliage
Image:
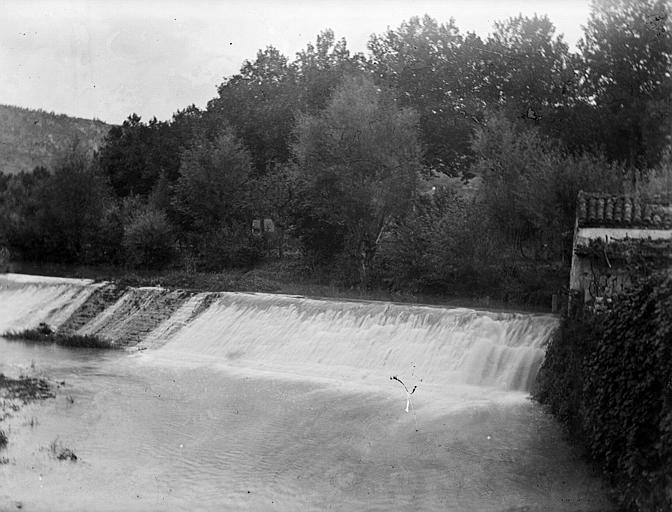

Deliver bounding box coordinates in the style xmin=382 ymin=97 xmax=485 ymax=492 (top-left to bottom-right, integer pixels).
xmin=535 ymin=272 xmax=672 ymax=511
xmin=292 ymin=75 xmax=422 ymax=284
xmin=0 ymin=0 xmax=670 ymax=305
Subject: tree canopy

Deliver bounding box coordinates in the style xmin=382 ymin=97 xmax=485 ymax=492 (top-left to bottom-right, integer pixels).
xmin=3 ymin=1 xmax=671 ymax=302
xmin=293 ymin=75 xmax=422 ymax=283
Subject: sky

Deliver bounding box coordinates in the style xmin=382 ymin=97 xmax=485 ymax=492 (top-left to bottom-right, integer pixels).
xmin=0 ymin=0 xmax=592 ymax=124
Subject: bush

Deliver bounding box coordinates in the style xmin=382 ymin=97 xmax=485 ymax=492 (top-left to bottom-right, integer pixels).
xmin=375 ymin=186 xmax=472 ymax=293
xmin=84 ymin=203 xmax=123 ymax=264
xmin=534 ymin=314 xmax=599 ymax=436
xmin=535 ymin=272 xmax=672 ymax=511
xmin=122 ymin=206 xmax=174 ymax=269
xmin=187 ymin=226 xmax=264 ymax=271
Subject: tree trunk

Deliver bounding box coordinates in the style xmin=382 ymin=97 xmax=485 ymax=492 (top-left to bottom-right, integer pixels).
xmin=358 ymin=240 xmax=377 ymax=291
xmin=358 ymin=215 xmax=389 ymax=290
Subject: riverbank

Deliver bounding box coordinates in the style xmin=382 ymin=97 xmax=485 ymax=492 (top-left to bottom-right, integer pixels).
xmin=7 ymin=259 xmax=555 ymax=314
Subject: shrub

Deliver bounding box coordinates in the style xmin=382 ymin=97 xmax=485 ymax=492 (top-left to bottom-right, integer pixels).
xmin=533 ymin=314 xmax=600 ymax=436
xmin=122 ymin=206 xmax=174 ymax=269
xmin=186 ymin=225 xmax=264 ymax=271
xmin=376 ymin=185 xmax=473 ymax=293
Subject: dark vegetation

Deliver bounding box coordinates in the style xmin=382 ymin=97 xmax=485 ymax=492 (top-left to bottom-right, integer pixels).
xmin=3 ymin=323 xmax=116 ymax=350
xmin=0 ymin=373 xmax=54 ymax=403
xmin=534 ymin=272 xmax=672 ymax=511
xmin=0 ymin=0 xmax=670 ymax=311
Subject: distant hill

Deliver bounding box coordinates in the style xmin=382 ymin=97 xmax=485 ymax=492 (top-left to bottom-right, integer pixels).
xmin=0 ymin=104 xmax=113 ymax=175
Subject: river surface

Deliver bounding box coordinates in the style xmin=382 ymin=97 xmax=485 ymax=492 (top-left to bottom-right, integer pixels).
xmin=0 ymin=276 xmax=613 ymax=511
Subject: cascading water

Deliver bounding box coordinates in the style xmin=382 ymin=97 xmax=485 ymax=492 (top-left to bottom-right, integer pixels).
xmin=0 ymin=274 xmax=613 ymax=512
xmin=0 ymin=274 xmax=101 ymax=333
xmin=145 ymin=292 xmax=557 ymax=393
xmin=0 ymin=273 xmax=556 ymax=393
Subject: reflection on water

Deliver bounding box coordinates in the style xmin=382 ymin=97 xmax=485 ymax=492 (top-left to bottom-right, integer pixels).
xmin=0 ymin=338 xmax=612 ymax=512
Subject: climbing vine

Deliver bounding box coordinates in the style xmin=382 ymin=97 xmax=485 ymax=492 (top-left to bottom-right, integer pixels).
xmin=535 ymin=271 xmax=672 ymax=511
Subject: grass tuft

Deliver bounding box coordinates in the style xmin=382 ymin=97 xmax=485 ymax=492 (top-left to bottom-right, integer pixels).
xmin=0 ymin=373 xmax=55 ymax=452
xmin=49 ymin=438 xmax=77 ymax=461
xmin=3 ymin=324 xmax=118 ymax=349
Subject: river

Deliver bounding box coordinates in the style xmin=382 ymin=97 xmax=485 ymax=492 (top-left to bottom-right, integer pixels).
xmin=0 ymin=275 xmax=612 ymax=511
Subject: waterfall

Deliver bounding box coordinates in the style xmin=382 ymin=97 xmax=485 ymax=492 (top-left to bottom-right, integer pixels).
xmin=0 ymin=273 xmax=557 ymax=392
xmin=147 ymin=293 xmax=557 ymax=392
xmin=0 ymin=274 xmax=101 ymax=333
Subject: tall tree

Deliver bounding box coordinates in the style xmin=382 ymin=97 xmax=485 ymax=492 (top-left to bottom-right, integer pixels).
xmin=98 ymin=108 xmax=203 ymax=198
xmin=483 ymin=14 xmax=578 ymax=119
xmin=578 ymin=0 xmax=672 ymax=168
xmin=293 ymin=75 xmax=422 ymax=285
xmin=172 ymin=127 xmax=253 ymax=234
xmin=41 ymin=147 xmax=115 ymax=262
xmin=368 ymin=15 xmax=484 ymax=175
xmin=207 ymin=47 xmax=299 ymax=173
xmin=294 ymin=29 xmax=366 ymax=112
xmin=172 ymin=127 xmax=261 ymax=269
xmin=471 ymin=114 xmax=624 ymax=263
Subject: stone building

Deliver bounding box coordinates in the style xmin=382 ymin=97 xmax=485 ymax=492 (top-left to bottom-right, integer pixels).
xmin=569 ymin=191 xmax=672 ymax=309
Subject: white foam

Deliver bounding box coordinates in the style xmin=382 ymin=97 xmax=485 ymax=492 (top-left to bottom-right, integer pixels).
xmin=0 ymin=273 xmax=96 ymax=286
xmin=145 ymin=292 xmax=557 ymax=393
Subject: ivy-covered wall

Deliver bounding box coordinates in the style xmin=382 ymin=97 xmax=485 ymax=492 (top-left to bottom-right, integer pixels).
xmin=535 ymin=271 xmax=672 ymax=511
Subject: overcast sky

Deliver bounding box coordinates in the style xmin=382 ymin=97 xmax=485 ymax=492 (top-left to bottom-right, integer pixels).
xmin=0 ymin=0 xmax=591 ymax=124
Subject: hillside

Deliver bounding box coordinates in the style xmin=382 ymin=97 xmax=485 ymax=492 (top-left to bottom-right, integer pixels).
xmin=0 ymin=104 xmax=112 ymax=175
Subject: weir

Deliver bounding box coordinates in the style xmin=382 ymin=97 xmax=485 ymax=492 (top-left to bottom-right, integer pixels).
xmin=0 ymin=273 xmax=557 ymax=393
xmin=2 ymin=274 xmax=616 ymax=512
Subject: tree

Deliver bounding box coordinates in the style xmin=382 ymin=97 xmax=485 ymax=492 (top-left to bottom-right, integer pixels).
xmin=122 ymin=204 xmax=174 ymax=269
xmin=45 ymin=148 xmax=115 ymax=262
xmin=206 ymin=47 xmax=300 ymax=173
xmin=471 ymin=114 xmax=624 ymax=263
xmin=294 ymin=29 xmax=366 ymax=113
xmin=6 ymin=145 xmax=118 ymax=263
xmin=98 ymin=114 xmax=153 ymax=197
xmin=1 ymin=167 xmax=51 ymax=260
xmin=368 ymin=15 xmax=485 ymax=175
xmin=578 ymin=0 xmax=672 ymax=168
xmin=483 ymin=15 xmax=579 ymax=119
xmin=379 ymin=184 xmax=470 ymax=293
xmin=173 ymin=128 xmax=253 ymax=232
xmin=98 ymin=108 xmax=203 ymax=198
xmin=293 ymin=75 xmax=422 ymax=285
xmin=172 ymin=127 xmax=259 ymax=268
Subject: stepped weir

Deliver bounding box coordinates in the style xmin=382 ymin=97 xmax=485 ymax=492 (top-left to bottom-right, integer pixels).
xmin=0 ymin=273 xmax=556 ymax=392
